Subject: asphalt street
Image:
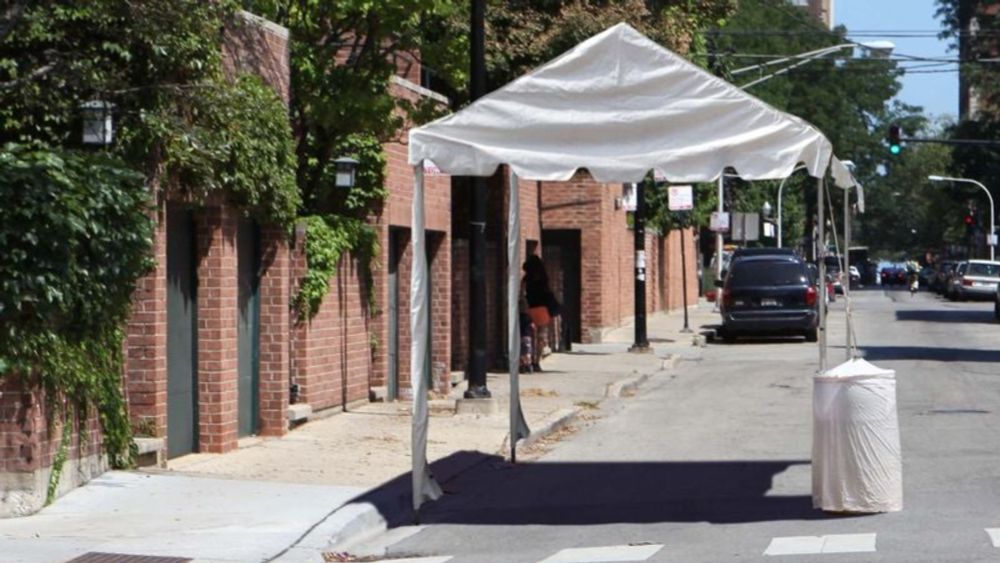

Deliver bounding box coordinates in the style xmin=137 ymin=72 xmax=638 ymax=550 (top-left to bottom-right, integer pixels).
xmin=364 ymin=287 xmax=1000 ymax=562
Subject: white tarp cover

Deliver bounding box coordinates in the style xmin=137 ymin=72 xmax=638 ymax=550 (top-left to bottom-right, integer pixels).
xmin=812 ymin=358 xmax=902 ymax=513
xmin=409 ymin=22 xmax=837 ymax=184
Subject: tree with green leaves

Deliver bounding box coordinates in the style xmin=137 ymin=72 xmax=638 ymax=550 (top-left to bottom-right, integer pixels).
xmin=935 ymin=0 xmax=1000 ymax=216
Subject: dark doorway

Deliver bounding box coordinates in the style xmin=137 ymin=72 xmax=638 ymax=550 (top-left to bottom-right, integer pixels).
xmin=542 ymin=230 xmax=582 ymax=349
xmin=237 ymin=218 xmax=261 ymax=437
xmin=166 ymin=204 xmax=198 ymax=458
xmin=387 ymin=228 xmax=404 ymax=401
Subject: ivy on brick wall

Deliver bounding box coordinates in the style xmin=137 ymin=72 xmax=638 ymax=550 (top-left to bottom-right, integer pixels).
xmin=0 ymin=145 xmax=155 ymax=479
xmin=294 ymin=215 xmax=379 ymax=321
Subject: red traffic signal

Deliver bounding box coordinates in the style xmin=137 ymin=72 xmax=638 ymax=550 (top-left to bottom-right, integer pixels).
xmin=964 ymin=214 xmax=975 ymax=226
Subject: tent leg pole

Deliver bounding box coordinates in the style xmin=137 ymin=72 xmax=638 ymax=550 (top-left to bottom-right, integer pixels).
xmin=817 ymin=176 xmax=827 ymax=372
xmin=506 ymin=168 xmax=529 ymax=462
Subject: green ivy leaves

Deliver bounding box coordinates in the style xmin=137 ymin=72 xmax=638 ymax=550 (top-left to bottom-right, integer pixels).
xmin=295 ymin=215 xmax=379 ymax=320
xmin=0 ymin=144 xmax=152 ymax=472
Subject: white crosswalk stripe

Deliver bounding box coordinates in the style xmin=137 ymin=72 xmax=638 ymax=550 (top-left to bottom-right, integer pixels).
xmin=986 ymin=528 xmax=1000 ymax=548
xmin=378 ymin=557 xmax=453 ymax=563
xmin=764 ymin=533 xmax=877 ymax=556
xmin=537 ymin=543 xmax=664 ymax=563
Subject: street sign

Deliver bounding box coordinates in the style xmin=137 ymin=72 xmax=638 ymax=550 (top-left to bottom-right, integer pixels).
xmin=763 ymin=222 xmax=776 ymax=238
xmin=989 ymin=234 xmax=998 ymax=246
xmin=731 ymin=212 xmax=760 ymax=242
xmin=622 ymin=183 xmax=637 ymax=211
xmin=668 ymin=185 xmax=693 ymax=211
xmin=710 ymin=211 xmax=730 ymax=232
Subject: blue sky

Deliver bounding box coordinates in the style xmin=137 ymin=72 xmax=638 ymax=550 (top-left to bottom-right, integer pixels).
xmin=836 ymin=0 xmax=957 ymax=119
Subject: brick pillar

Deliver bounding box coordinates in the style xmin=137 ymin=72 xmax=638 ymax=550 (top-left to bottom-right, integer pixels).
xmin=196 ymin=203 xmax=239 ymax=453
xmin=124 ymin=199 xmax=168 ymax=437
xmin=258 ymin=226 xmax=290 ymax=436
xmin=428 ymin=231 xmax=451 ymax=393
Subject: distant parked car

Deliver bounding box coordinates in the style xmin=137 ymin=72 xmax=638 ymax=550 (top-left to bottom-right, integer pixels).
xmin=932 ymin=260 xmax=957 ymax=294
xmin=918 ymin=266 xmax=935 ymax=288
xmin=849 ymin=265 xmax=861 ymax=288
xmin=880 ymin=266 xmax=906 ymax=286
xmin=995 ymin=282 xmax=1000 ymax=320
xmin=945 ymin=261 xmax=967 ymax=299
xmin=949 ymin=260 xmax=1000 ymax=301
xmin=718 ymin=255 xmax=819 ymax=342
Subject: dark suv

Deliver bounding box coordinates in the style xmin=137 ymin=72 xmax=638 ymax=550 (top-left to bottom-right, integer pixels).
xmin=719 ymin=255 xmax=819 ymax=342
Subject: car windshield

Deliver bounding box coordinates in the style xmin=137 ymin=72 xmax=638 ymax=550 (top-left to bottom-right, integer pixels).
xmin=729 ymin=261 xmax=807 ymax=287
xmin=967 ymin=263 xmax=1000 ymax=277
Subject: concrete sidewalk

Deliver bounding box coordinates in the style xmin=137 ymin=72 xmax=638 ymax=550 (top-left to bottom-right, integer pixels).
xmin=0 ymin=304 xmax=713 ymax=563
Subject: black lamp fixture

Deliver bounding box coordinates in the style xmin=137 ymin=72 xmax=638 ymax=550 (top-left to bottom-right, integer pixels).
xmin=80 ymin=100 xmax=114 ymax=145
xmin=333 ymin=156 xmax=360 ymax=188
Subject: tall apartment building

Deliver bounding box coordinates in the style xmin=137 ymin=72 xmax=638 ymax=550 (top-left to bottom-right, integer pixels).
xmin=793 ymin=0 xmax=834 ymax=29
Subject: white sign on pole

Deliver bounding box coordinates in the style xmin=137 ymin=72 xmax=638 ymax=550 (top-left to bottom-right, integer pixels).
xmin=710 ymin=211 xmax=730 ymax=232
xmin=763 ymin=222 xmax=776 ymax=238
xmin=989 ymin=234 xmax=998 ymax=246
xmin=668 ymin=185 xmax=693 ymax=211
xmin=622 ymin=183 xmax=637 ymax=212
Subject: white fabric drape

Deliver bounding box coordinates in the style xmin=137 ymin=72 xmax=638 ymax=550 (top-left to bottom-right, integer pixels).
xmin=410 ymin=163 xmax=442 ymax=513
xmin=507 ymin=169 xmax=531 ymax=461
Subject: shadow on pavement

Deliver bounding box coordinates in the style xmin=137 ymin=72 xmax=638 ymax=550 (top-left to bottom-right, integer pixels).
xmin=349 ymin=452 xmax=861 ymax=528
xmin=895 ymin=309 xmax=996 ymax=324
xmin=861 ymin=345 xmax=1000 ymax=363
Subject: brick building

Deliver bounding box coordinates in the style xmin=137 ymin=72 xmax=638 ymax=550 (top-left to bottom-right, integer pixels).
xmin=1 ymin=11 xmax=697 ymax=517
xmin=451 ymin=171 xmax=698 ymax=373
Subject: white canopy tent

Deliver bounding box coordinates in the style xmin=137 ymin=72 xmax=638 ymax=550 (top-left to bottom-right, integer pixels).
xmin=406 ymin=22 xmax=857 ymax=513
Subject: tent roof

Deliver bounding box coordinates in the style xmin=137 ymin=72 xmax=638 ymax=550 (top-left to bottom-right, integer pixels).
xmin=409 ymin=22 xmax=838 ymax=184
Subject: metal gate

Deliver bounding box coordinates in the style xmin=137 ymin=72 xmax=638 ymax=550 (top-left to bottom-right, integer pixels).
xmin=166 ymin=204 xmax=198 ymax=458
xmin=237 ymin=218 xmax=261 ymax=437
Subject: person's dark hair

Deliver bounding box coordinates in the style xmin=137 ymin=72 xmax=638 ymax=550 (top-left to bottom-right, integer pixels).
xmin=523 ymin=254 xmax=548 ymax=285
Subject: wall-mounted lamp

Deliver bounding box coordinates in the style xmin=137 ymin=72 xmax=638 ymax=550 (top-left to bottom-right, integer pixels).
xmin=80 ymin=100 xmax=114 ymax=145
xmin=334 ymin=157 xmax=360 ymax=188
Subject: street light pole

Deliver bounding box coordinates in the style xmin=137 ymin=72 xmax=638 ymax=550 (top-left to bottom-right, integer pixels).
xmin=735 ymin=41 xmax=895 ymax=90
xmin=465 ymin=0 xmax=490 ymax=399
xmin=929 ymin=175 xmax=996 ymax=261
xmin=631 ymin=181 xmax=649 ymax=351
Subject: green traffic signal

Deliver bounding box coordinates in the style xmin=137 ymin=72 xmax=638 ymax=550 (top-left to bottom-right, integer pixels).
xmin=888 ymin=124 xmax=901 ymax=155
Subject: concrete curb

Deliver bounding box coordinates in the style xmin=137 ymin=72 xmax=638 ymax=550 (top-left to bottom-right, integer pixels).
xmin=519 ymin=407 xmax=579 ymax=449
xmin=605 ymin=373 xmax=650 ymax=398
xmin=276 ymin=501 xmax=387 ymax=561
xmin=661 ymin=353 xmax=681 ymax=370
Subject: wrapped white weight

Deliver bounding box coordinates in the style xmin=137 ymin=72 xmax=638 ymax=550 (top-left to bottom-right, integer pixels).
xmin=812 ymin=358 xmax=903 ymax=513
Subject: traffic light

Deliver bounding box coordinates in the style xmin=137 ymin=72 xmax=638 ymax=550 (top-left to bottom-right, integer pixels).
xmin=888 ymin=124 xmax=902 ymax=155
xmin=965 ymin=212 xmax=976 ymax=236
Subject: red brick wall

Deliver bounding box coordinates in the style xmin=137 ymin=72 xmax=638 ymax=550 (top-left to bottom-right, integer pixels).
xmin=291 ymin=245 xmax=375 ymax=412
xmin=0 ymin=377 xmax=99 ymax=474
xmin=539 ymin=174 xmax=607 ymax=342
xmin=222 ymin=11 xmax=291 ymax=105
xmin=258 ymin=226 xmax=290 ymax=436
xmin=125 ymin=196 xmax=168 ymax=437
xmin=195 ymin=203 xmax=240 ymax=454
xmin=538 ymin=175 xmax=692 ymax=342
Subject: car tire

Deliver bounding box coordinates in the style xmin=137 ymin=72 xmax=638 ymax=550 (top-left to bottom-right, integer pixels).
xmin=995 ymin=301 xmax=1000 ymax=321
xmin=720 ymin=328 xmax=736 ymax=343
xmin=805 ymin=327 xmax=818 ymax=342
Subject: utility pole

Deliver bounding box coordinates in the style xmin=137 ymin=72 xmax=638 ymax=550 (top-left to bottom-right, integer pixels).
xmin=630 ymin=181 xmax=649 ymax=352
xmin=465 ymin=0 xmax=490 ymax=399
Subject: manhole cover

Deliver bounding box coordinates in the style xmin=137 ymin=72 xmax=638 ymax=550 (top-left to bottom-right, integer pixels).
xmin=66 ymin=554 xmax=191 ymax=563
